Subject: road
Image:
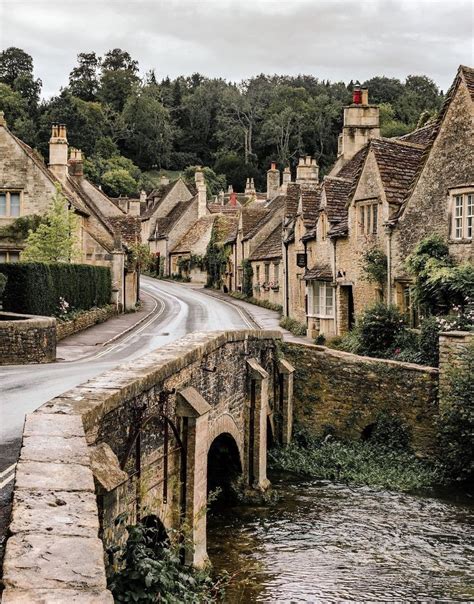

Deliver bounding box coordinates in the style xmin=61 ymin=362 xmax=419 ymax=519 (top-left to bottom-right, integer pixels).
xmin=0 ymin=277 xmax=254 ymax=560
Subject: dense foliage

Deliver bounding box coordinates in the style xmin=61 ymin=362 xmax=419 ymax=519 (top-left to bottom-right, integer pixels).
xmin=21 ymin=186 xmax=80 ymax=262
xmin=437 ymin=341 xmax=474 ymax=482
xmin=360 ymin=246 xmax=388 ymax=293
xmin=0 ymin=47 xmax=444 ymax=195
xmin=269 ymin=422 xmax=443 ymax=492
xmin=280 ymin=316 xmax=307 ymax=336
xmin=0 ymin=262 xmax=111 ymax=316
xmin=0 ymin=272 xmax=6 ymax=300
xmin=108 ymin=521 xmax=226 ymax=603
xmin=241 ymin=259 xmax=253 ymax=298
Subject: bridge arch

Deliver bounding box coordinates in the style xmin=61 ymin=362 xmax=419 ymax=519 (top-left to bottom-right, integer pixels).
xmin=207 ymin=431 xmax=243 ymax=505
xmin=207 ymin=413 xmax=244 ymax=468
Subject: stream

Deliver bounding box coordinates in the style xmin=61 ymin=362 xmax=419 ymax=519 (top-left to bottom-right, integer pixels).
xmin=207 ymin=473 xmax=473 ymax=603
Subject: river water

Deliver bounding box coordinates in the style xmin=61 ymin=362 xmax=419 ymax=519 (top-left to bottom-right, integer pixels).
xmin=207 ymin=473 xmax=473 ymax=603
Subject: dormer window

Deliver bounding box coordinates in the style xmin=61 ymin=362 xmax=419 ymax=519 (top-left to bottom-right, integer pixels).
xmin=452 ymin=192 xmax=473 ymax=240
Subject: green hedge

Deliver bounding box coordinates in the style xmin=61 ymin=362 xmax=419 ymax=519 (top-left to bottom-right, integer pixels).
xmin=0 ymin=262 xmax=111 ymax=316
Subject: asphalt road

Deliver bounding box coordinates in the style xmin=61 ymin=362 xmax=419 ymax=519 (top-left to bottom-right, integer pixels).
xmin=0 ymin=277 xmax=254 ymax=562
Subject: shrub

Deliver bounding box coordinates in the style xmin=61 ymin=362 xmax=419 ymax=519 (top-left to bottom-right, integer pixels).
xmin=0 ymin=262 xmax=111 ymax=316
xmin=229 ymin=291 xmax=283 ymax=312
xmin=360 ymin=246 xmax=388 ymax=291
xmin=356 ymin=303 xmax=405 ymax=358
xmin=0 ymin=272 xmax=7 ymax=301
xmin=437 ymin=341 xmax=474 ymax=482
xmin=241 ymin=259 xmax=253 ymax=298
xmin=280 ymin=316 xmax=307 ymax=336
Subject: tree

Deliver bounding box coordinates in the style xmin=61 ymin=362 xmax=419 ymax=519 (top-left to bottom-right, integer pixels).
xmin=101 ymin=168 xmax=138 ymax=197
xmin=22 ymin=186 xmax=80 ymax=263
xmin=183 ymin=165 xmax=226 ymax=196
xmin=99 ymin=49 xmax=140 ymax=111
xmin=68 ymin=52 xmax=101 ymax=101
xmin=0 ymin=47 xmax=41 ymax=108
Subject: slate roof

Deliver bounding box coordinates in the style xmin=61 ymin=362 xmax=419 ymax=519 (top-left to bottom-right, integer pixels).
xmin=142 ymin=181 xmax=178 ymax=219
xmin=304 ymin=263 xmax=333 ymax=281
xmin=249 ymin=225 xmax=282 ymax=261
xmin=171 ymin=215 xmax=215 ymax=254
xmin=213 ymin=214 xmax=239 ymax=245
xmin=301 ymin=186 xmax=321 ymax=225
xmin=323 ymin=177 xmax=353 ymax=223
xmin=461 ymin=65 xmax=474 ymax=101
xmin=241 ymin=206 xmax=270 ymax=238
xmin=284 ymin=183 xmax=301 ymax=219
xmin=207 ymin=203 xmax=240 ymax=215
xmin=243 ymin=194 xmax=285 ymax=241
xmin=150 ymin=197 xmax=195 ymax=240
xmin=108 ymin=215 xmax=141 ymax=245
xmin=336 ymin=146 xmax=369 ymax=181
xmin=370 ymin=138 xmax=426 ymax=207
xmin=397 ymin=123 xmax=437 ymax=146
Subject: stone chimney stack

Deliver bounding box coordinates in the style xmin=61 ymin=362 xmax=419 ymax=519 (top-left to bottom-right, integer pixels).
xmin=267 ymin=162 xmax=280 ymax=200
xmin=0 ymin=111 xmax=6 ymax=127
xmin=195 ymin=167 xmax=207 ymax=218
xmin=159 ymin=175 xmax=170 ymax=186
xmin=140 ymin=190 xmax=147 ymax=203
xmin=49 ymin=123 xmax=69 ymax=181
xmin=68 ymin=148 xmax=83 ymax=178
xmin=335 ymin=83 xmax=380 ymax=167
xmin=281 ymin=166 xmax=291 ymax=193
xmin=218 ymin=189 xmax=225 ymax=205
xmin=227 ymin=184 xmax=233 ymax=194
xmin=296 ymin=156 xmax=319 ymax=185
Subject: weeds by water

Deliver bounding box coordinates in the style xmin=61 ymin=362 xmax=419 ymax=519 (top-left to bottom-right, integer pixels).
xmin=269 ymin=432 xmax=444 ymax=492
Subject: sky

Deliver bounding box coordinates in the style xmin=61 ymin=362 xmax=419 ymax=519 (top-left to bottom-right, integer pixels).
xmin=0 ymin=0 xmax=472 ymax=98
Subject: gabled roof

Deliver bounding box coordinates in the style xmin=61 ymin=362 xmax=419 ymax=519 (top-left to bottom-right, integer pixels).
xmin=150 ymin=197 xmax=195 ymax=240
xmin=142 ymin=180 xmax=182 ymax=219
xmin=241 ymin=206 xmax=269 ymax=238
xmin=323 ymin=177 xmax=353 ymax=224
xmin=243 ymin=194 xmax=285 ymax=241
xmin=370 ymin=138 xmax=426 ymax=207
xmin=171 ymin=215 xmax=215 ymax=254
xmin=304 ymin=263 xmax=333 ymax=281
xmin=460 ymin=65 xmax=474 ymax=101
xmin=284 ymin=183 xmax=301 ymax=220
xmin=301 ymin=186 xmax=321 ymax=225
xmin=108 ymin=215 xmax=141 ymax=245
xmin=249 ymin=224 xmax=282 ymax=261
xmin=397 ymin=122 xmax=437 ymax=146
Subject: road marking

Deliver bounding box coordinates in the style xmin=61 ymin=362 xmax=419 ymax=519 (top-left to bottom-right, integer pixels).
xmin=0 ymin=463 xmax=15 ymax=480
xmin=77 ymin=291 xmax=166 ymax=362
xmin=0 ymin=473 xmax=14 ymax=490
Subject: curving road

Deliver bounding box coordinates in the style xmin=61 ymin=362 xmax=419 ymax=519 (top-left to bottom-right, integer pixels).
xmin=0 ymin=277 xmax=255 ymax=556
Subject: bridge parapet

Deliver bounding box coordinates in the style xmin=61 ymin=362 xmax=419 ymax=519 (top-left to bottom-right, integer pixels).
xmin=3 ymin=330 xmax=292 ymax=601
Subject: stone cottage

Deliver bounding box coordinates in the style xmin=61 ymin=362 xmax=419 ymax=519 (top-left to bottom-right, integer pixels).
xmin=0 ymin=117 xmax=140 ymax=309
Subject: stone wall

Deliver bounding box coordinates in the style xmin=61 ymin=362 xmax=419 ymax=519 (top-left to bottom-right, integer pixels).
xmin=3 ymin=330 xmax=285 ymax=601
xmin=282 ymin=340 xmax=439 ymax=455
xmin=439 ymin=331 xmax=474 ymax=409
xmin=56 ymin=305 xmax=118 ymax=340
xmin=0 ymin=312 xmax=56 ymax=365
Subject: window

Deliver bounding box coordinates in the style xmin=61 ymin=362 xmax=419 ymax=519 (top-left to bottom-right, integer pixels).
xmin=0 ymin=191 xmax=22 ymax=217
xmin=358 ymin=202 xmax=378 ymax=235
xmin=264 ymin=263 xmax=270 ymax=283
xmin=0 ymin=250 xmax=20 ymax=263
xmin=309 ymin=281 xmax=335 ymax=318
xmin=452 ymin=192 xmax=474 ymax=240
xmin=273 ymin=262 xmax=279 ymax=284
xmin=256 ymin=265 xmax=260 ymax=282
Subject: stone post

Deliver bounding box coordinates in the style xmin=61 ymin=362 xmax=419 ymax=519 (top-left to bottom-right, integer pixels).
xmin=246 ymin=358 xmax=270 ymax=490
xmin=176 ymin=387 xmax=211 ymax=568
xmin=110 ymin=251 xmax=125 ymax=311
xmin=278 ymin=358 xmax=295 ymax=445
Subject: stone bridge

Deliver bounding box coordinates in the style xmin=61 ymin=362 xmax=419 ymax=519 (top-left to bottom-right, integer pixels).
xmin=2 ymin=330 xmax=293 ymax=602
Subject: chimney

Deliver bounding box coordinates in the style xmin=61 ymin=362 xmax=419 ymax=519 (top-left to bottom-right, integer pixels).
xmin=0 ymin=111 xmax=6 ymax=127
xmin=227 ymin=184 xmax=233 ymax=194
xmin=335 ymin=83 xmax=380 ymax=165
xmin=218 ymin=189 xmax=225 ymax=205
xmin=229 ymin=192 xmax=237 ymax=206
xmin=281 ymin=166 xmax=291 ymax=193
xmin=296 ymin=156 xmax=319 ymax=185
xmin=68 ymin=148 xmax=83 ymax=178
xmin=140 ymin=190 xmax=147 ymax=203
xmin=49 ymin=123 xmax=69 ymax=182
xmin=267 ymin=161 xmax=280 ymax=200
xmin=128 ymin=199 xmax=141 ymax=216
xmin=195 ymin=167 xmax=207 ymax=218
xmin=159 ymin=175 xmax=170 ymax=186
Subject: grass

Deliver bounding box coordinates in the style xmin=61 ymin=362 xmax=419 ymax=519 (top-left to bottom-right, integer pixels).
xmin=229 ymin=291 xmax=283 ymax=313
xmin=269 ymin=433 xmax=444 ymax=492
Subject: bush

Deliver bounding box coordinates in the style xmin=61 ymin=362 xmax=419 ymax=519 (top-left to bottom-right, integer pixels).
xmin=0 ymin=262 xmax=111 ymax=316
xmin=356 ymin=303 xmax=405 ymax=358
xmin=280 ymin=316 xmax=307 ymax=336
xmin=0 ymin=272 xmax=7 ymax=301
xmin=437 ymin=341 xmax=474 ymax=482
xmin=229 ymin=291 xmax=283 ymax=313
xmin=241 ymin=259 xmax=253 ymax=298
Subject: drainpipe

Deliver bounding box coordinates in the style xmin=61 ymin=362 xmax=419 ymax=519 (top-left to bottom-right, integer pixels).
xmin=332 ymin=237 xmax=338 ymax=335
xmin=303 ymin=240 xmax=308 ymax=323
xmin=385 ymin=224 xmax=394 ymax=305
xmin=284 ymin=241 xmax=290 ymax=317
xmin=234 ymin=242 xmax=237 ymax=291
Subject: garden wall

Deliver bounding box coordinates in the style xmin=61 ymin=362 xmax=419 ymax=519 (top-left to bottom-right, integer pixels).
xmin=282 ymin=341 xmax=439 ymax=455
xmin=0 ymin=312 xmax=56 ymax=365
xmin=56 ymin=305 xmax=117 ymax=341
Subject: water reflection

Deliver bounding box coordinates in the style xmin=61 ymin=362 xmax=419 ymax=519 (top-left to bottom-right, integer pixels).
xmin=207 ymin=473 xmax=473 ymax=603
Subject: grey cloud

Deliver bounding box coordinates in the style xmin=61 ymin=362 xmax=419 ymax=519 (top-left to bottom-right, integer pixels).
xmin=0 ymin=0 xmax=472 ymax=97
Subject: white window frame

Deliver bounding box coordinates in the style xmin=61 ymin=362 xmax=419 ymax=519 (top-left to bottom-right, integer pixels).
xmin=451 ymin=191 xmax=474 ymax=240
xmin=308 ymin=280 xmax=335 ymax=319
xmin=0 ymin=191 xmax=22 ymax=218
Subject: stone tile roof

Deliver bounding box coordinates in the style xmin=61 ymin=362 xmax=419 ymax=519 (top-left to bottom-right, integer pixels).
xmin=284 ymin=183 xmax=301 ymax=219
xmin=371 ymin=138 xmax=426 ymax=206
xmin=207 ymin=203 xmax=240 ymax=215
xmin=304 ymin=263 xmax=333 ymax=281
xmin=328 ymin=217 xmax=348 ymax=237
xmin=243 ymin=194 xmax=285 ymax=241
xmin=171 ymin=215 xmax=215 ymax=254
xmin=322 ymin=177 xmax=353 ymax=223
xmin=249 ymin=225 xmax=282 ymax=261
xmin=301 ymin=186 xmax=321 ymax=225
xmin=142 ymin=181 xmax=178 ymax=219
xmin=460 ymin=65 xmax=474 ymax=101
xmin=397 ymin=123 xmax=437 ymax=146
xmin=108 ymin=215 xmax=141 ymax=245
xmin=214 ymin=214 xmax=239 ymax=245
xmin=150 ymin=197 xmax=195 ymax=240
xmin=335 ymin=146 xmax=369 ymax=181
xmin=241 ymin=206 xmax=270 ymax=238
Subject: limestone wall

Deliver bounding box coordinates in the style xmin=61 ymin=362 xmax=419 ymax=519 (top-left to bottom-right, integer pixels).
xmin=282 ymin=340 xmax=439 ymax=455
xmin=0 ymin=312 xmax=56 ymax=365
xmin=56 ymin=305 xmax=117 ymax=340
